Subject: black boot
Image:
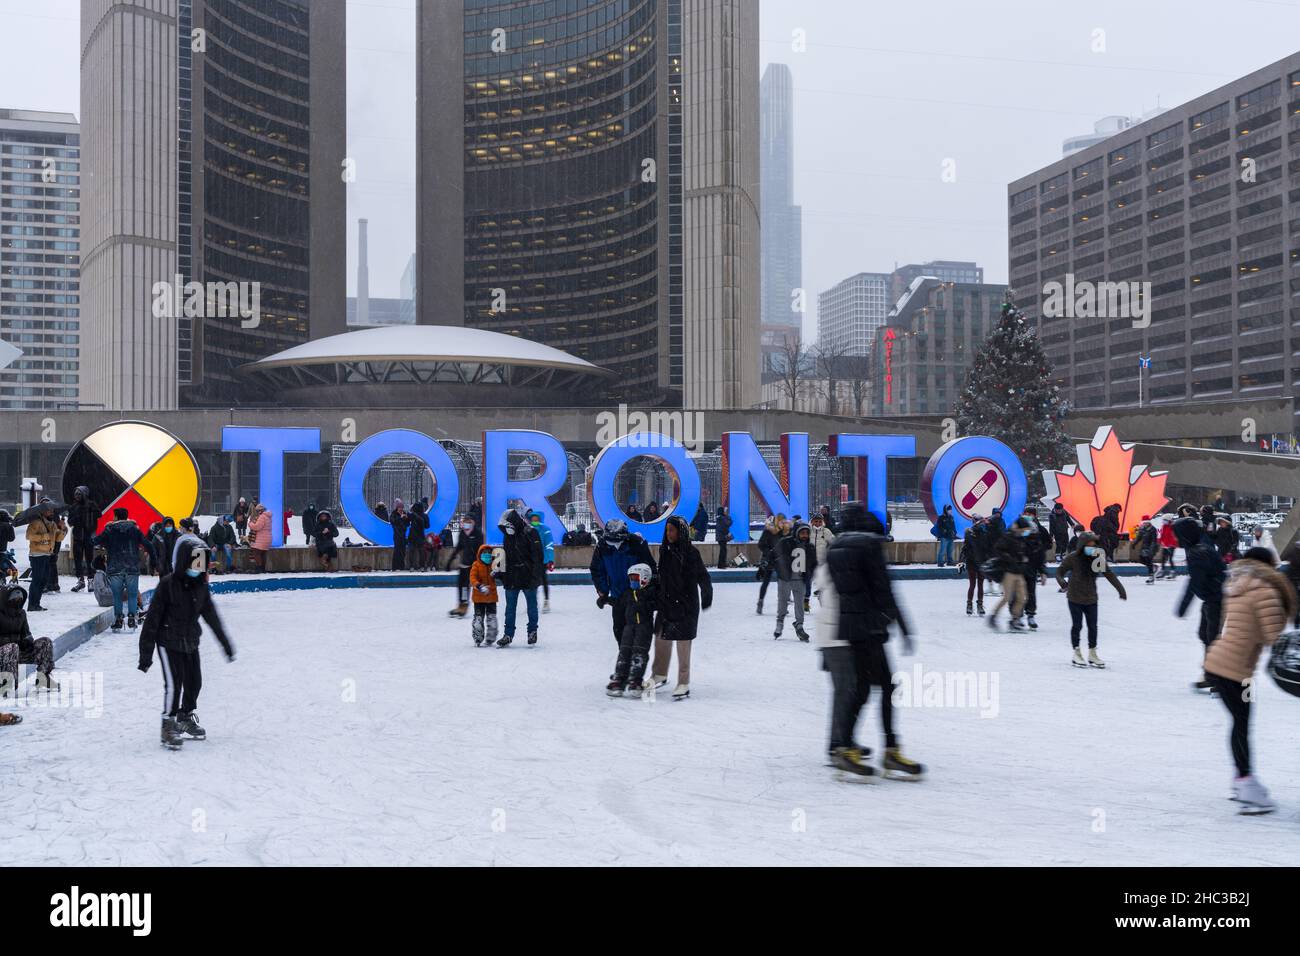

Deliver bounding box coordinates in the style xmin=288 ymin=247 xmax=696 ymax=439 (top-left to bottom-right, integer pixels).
xmin=176 ymin=711 xmax=206 ymax=740
xmin=160 ymin=717 xmax=184 ymax=750
xmin=72 ymin=577 xmax=86 ymax=592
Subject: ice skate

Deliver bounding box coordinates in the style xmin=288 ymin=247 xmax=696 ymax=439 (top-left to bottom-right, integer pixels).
xmin=1072 ymin=647 xmax=1087 ymax=668
xmin=34 ymin=672 xmax=58 ymax=692
xmin=160 ymin=717 xmax=184 ymax=751
xmin=111 ymin=616 xmax=124 ymax=632
xmin=755 ymin=599 xmax=763 ymax=615
xmin=976 ymin=602 xmax=985 ymax=617
xmin=176 ymin=711 xmax=206 ymax=740
xmin=484 ymin=615 xmax=498 ymax=647
xmin=883 ymin=747 xmax=925 ymax=781
xmin=1193 ymin=675 xmax=1215 ymax=694
xmin=773 ymin=623 xmax=783 ymax=640
xmin=605 ymin=679 xmax=626 ymax=698
xmin=794 ymin=624 xmax=809 ymax=642
xmin=1145 ymin=575 xmax=1155 ymax=585
xmin=830 ymin=746 xmax=877 ymax=781
xmin=651 ymin=674 xmax=668 ymax=689
xmin=986 ymin=613 xmax=998 ymax=631
xmin=1008 ymin=616 xmax=1025 ymax=631
xmin=543 ymin=598 xmax=550 ymax=614
xmin=527 ymin=629 xmax=538 ymax=646
xmin=472 ymin=615 xmax=485 ymax=646
xmin=72 ymin=577 xmax=86 ymax=592
xmin=671 ymin=683 xmax=689 ymax=700
xmin=1087 ymin=648 xmax=1105 ymax=669
xmin=1026 ymin=614 xmax=1037 ymax=630
xmin=127 ymin=614 xmax=138 ymax=630
xmin=965 ymin=600 xmax=972 ymax=616
xmin=448 ymin=603 xmax=468 ymax=618
xmin=496 ymin=632 xmax=514 ymax=647
xmin=1233 ymin=775 xmax=1276 ymax=814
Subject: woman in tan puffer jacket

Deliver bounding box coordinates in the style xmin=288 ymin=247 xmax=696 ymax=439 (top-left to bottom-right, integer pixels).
xmin=1203 ymin=546 xmax=1298 ymax=813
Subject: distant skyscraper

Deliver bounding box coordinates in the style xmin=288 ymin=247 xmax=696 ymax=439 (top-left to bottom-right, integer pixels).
xmin=79 ymin=0 xmax=346 ymax=410
xmin=0 ymin=110 xmax=80 ymax=410
xmin=817 ymin=273 xmax=890 ymax=356
xmin=417 ymin=0 xmax=758 ymax=408
xmin=760 ymin=62 xmax=801 ymax=377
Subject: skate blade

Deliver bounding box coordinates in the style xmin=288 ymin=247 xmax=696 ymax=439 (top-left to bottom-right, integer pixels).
xmin=883 ymin=769 xmax=925 ymax=782
xmin=834 ymin=769 xmax=878 ymax=784
xmin=1237 ymin=804 xmax=1276 ymax=815
xmin=1087 ymin=663 xmax=1106 ymax=669
xmin=672 ymin=692 xmax=689 ymax=701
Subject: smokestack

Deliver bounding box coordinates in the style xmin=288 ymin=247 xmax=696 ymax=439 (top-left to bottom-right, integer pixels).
xmin=357 ymin=218 xmax=370 ymax=326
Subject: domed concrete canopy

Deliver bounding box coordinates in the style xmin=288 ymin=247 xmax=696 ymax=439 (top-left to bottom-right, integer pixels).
xmin=242 ymin=325 xmax=612 ymax=407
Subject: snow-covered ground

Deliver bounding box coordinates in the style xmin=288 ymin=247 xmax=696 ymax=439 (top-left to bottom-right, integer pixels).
xmin=5 ymin=576 xmax=1299 ymax=866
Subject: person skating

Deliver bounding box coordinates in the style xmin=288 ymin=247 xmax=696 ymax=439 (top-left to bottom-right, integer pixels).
xmin=774 ymin=520 xmax=815 ymax=641
xmin=1213 ymin=516 xmax=1239 ymax=563
xmin=0 ymin=584 xmax=57 ymax=695
xmin=137 ymin=540 xmax=235 ymax=749
xmin=961 ymin=516 xmax=988 ymax=616
xmin=66 ymin=485 xmax=99 ymax=593
xmin=591 ymin=518 xmax=656 ymax=653
xmin=448 ymin=515 xmax=482 ymax=616
xmin=1134 ymin=515 xmax=1158 ymax=584
xmin=315 ymin=510 xmax=340 ymax=571
xmin=24 ymin=503 xmax=64 ymax=613
xmin=1054 ymin=532 xmax=1126 ymax=668
xmin=1020 ymin=507 xmax=1051 ymax=629
xmin=605 ymin=562 xmax=657 ymax=698
xmin=933 ymin=505 xmax=957 ymax=568
xmin=92 ymin=507 xmax=155 ymax=630
xmin=1174 ymin=516 xmax=1227 ymax=692
xmin=988 ymin=518 xmax=1033 ymax=630
xmin=469 ymin=543 xmax=500 ymax=646
xmin=528 ymin=511 xmax=555 ymax=612
xmin=1157 ymin=516 xmax=1178 ymax=578
xmin=754 ymin=514 xmax=782 ymax=614
xmin=984 ymin=508 xmax=1006 ymax=597
xmin=714 ymin=506 xmax=733 ymax=569
xmin=1090 ymin=503 xmax=1122 ymax=562
xmin=649 ymin=515 xmax=711 ymax=699
xmin=1204 ymin=547 xmax=1297 ymax=813
xmin=690 ymin=502 xmax=710 ymax=543
xmin=823 ymin=502 xmax=921 ymax=780
xmin=1048 ymin=503 xmax=1070 ymax=560
xmin=496 ymin=508 xmax=544 ymax=646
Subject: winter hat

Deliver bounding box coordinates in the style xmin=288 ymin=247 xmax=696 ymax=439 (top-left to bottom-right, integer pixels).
xmin=1172 ymin=516 xmax=1202 ymax=547
xmin=1242 ymin=547 xmax=1276 ymax=566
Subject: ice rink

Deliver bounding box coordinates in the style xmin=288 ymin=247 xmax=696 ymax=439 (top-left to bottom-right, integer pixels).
xmin=5 ymin=575 xmax=1299 ymax=866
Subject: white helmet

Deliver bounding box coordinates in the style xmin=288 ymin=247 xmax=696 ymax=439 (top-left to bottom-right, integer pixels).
xmin=627 ymin=563 xmax=653 ymax=589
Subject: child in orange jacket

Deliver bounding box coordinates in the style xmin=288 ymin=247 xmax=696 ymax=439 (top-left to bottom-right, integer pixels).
xmin=470 ymin=544 xmax=499 ymax=646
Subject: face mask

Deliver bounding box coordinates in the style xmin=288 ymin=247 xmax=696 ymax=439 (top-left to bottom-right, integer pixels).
xmin=1019 ymin=530 xmax=1030 ymax=537
xmin=164 ymin=524 xmax=174 ymax=532
xmin=504 ymin=525 xmax=516 ymax=536
xmin=185 ymin=568 xmax=203 ymax=578
xmin=1084 ymin=546 xmax=1100 ymax=557
xmin=461 ymin=522 xmax=473 ymax=533
xmin=480 ymin=553 xmax=492 ymax=565
xmin=627 ymin=577 xmax=641 ymax=591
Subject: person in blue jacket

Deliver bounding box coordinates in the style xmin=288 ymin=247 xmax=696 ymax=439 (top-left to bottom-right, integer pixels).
xmin=528 ymin=511 xmax=556 ymax=613
xmin=690 ymin=503 xmax=710 ymax=543
xmin=590 ymin=518 xmax=656 ymax=647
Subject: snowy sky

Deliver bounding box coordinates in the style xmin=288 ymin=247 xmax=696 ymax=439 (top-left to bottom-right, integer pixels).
xmin=4 ymin=0 xmax=1300 ymax=340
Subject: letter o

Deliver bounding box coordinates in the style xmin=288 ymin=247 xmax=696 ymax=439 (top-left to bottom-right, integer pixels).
xmin=339 ymin=429 xmax=460 ymax=545
xmin=587 ymin=434 xmax=700 ymax=545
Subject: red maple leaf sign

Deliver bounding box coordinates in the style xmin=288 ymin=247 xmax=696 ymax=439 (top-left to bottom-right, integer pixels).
xmin=1041 ymin=426 xmax=1170 ymax=533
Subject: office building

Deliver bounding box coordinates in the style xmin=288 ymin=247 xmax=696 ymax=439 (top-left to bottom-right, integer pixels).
xmin=760 ymin=62 xmax=801 ymax=377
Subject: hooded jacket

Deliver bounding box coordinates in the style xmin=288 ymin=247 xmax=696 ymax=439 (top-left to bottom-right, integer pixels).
xmin=497 ymin=509 xmax=545 ymax=590
xmin=825 ymin=505 xmax=908 ymax=643
xmin=138 ymin=540 xmax=235 ymax=662
xmin=690 ymin=505 xmax=710 ymax=542
xmin=0 ymin=585 xmax=33 ymax=652
xmin=809 ymin=522 xmax=835 ymax=564
xmin=776 ymin=522 xmax=816 ymax=582
xmin=654 ymin=515 xmax=712 ymax=641
xmin=469 ymin=543 xmax=499 ymax=604
xmin=93 ymin=518 xmax=154 ymax=575
xmin=67 ymin=486 xmax=100 ymax=540
xmin=1174 ymin=517 xmax=1226 ymax=617
xmin=1048 ymin=506 xmax=1071 ymax=542
xmin=1055 ymin=535 xmax=1126 ymax=605
xmin=590 ymin=525 xmax=655 ymax=600
xmin=714 ymin=508 xmax=733 ymax=544
xmin=1204 ymin=558 xmax=1298 ymax=683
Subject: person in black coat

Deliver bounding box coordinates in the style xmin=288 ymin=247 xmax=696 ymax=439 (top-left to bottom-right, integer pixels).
xmin=818 ymin=504 xmax=836 ymax=534
xmin=67 ymin=484 xmax=100 ymax=590
xmin=626 ymin=504 xmax=642 ymax=522
xmin=1134 ymin=516 xmax=1158 ymax=583
xmin=606 ymin=562 xmax=657 ymax=697
xmin=650 ymin=515 xmax=712 ymax=697
xmin=774 ymin=520 xmax=815 ymax=640
xmin=1212 ymin=517 xmax=1238 ymax=563
xmin=315 ymin=510 xmax=340 ymax=571
xmin=1048 ymin=503 xmax=1071 ymax=559
xmin=1020 ymin=507 xmax=1052 ymax=629
xmin=562 ymin=524 xmax=594 ymax=547
xmin=406 ymin=501 xmax=430 ymax=570
xmin=714 ymin=506 xmax=733 ymax=569
xmin=153 ymin=518 xmax=181 ymax=578
xmin=497 ymin=508 xmax=544 ymax=645
xmin=449 ymin=515 xmax=483 ymax=615
xmin=934 ymin=505 xmax=957 ymax=567
xmin=690 ymin=503 xmax=710 ymax=543
xmin=754 ymin=515 xmax=783 ymax=615
xmin=989 ymin=519 xmax=1033 ymax=630
xmin=0 ymin=584 xmax=56 ymax=693
xmin=301 ymin=501 xmax=318 ymax=547
xmin=1174 ymin=516 xmax=1227 ymax=691
xmin=961 ymin=516 xmax=989 ymax=615
xmin=1090 ymin=503 xmax=1121 ymax=561
xmin=823 ymin=503 xmax=919 ymax=778
xmin=0 ymin=509 xmax=15 ymax=579
xmin=138 ymin=539 xmax=235 ymax=749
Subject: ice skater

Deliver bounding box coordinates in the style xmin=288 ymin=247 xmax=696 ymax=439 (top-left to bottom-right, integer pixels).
xmin=138 ymin=540 xmax=235 ymax=749
xmin=591 ymin=517 xmax=656 ymax=648
xmin=1203 ymin=547 xmax=1297 ymax=813
xmin=773 ymin=520 xmax=814 ymax=641
xmin=1173 ymin=516 xmax=1226 ymax=692
xmin=1053 ymin=532 xmax=1126 ymax=668
xmin=605 ymin=562 xmax=656 ymax=698
xmin=470 ymin=543 xmax=499 ymax=646
xmin=448 ymin=515 xmax=482 ymax=617
xmin=496 ymin=508 xmax=544 ymax=646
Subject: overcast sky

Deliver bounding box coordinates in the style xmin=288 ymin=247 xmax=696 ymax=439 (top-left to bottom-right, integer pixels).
xmin=4 ymin=0 xmax=1300 ymax=339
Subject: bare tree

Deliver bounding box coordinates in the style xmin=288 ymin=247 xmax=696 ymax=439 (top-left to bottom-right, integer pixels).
xmin=773 ymin=334 xmax=812 ymax=411
xmin=814 ymin=340 xmax=851 ymax=416
xmin=843 ymin=354 xmax=872 ymax=417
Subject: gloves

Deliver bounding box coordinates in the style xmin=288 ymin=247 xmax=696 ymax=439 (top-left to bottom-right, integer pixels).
xmin=701 ymin=596 xmax=712 ymax=611
xmin=596 ymin=593 xmax=609 ymax=609
xmin=476 ymin=584 xmax=489 ymax=594
xmin=138 ymin=659 xmax=151 ymax=673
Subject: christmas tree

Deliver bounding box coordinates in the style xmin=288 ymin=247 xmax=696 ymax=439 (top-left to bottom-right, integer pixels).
xmin=957 ymin=294 xmax=1072 ymax=485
